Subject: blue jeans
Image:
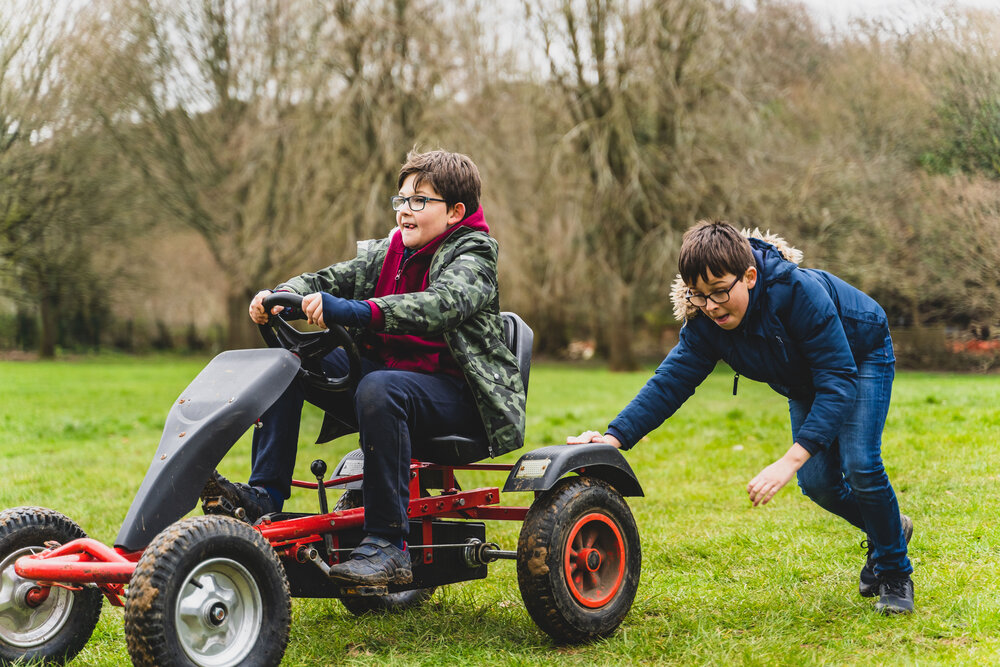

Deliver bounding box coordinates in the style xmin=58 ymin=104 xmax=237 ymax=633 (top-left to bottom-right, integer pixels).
xmin=249 ymin=349 xmax=485 ymax=539
xmin=790 ymin=337 xmax=912 ymax=578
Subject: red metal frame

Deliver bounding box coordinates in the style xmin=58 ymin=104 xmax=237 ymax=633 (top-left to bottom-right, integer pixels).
xmin=12 ymin=459 xmax=531 ymax=601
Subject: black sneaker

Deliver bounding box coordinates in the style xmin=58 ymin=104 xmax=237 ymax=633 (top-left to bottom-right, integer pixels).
xmin=875 ymin=575 xmax=915 ymax=615
xmin=200 ymin=470 xmax=277 ymax=524
xmin=326 ymin=535 xmax=413 ymax=586
xmin=860 ymin=514 xmax=913 ymax=597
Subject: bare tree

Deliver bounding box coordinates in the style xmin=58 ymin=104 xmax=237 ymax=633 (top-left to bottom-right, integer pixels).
xmin=72 ymin=0 xmax=469 ymax=348
xmin=524 ymin=0 xmax=725 ymax=369
xmin=0 ymin=3 xmax=115 ymax=357
xmin=0 ymin=4 xmax=61 ymax=261
xmin=71 ymin=0 xmax=337 ymax=347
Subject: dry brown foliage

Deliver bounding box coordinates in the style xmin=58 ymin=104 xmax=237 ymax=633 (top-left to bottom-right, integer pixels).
xmin=1 ymin=0 xmax=998 ymax=364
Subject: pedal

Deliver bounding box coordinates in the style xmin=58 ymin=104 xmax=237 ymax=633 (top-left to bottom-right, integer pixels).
xmin=340 ymin=585 xmax=388 ymax=596
xmin=201 ymin=495 xmax=247 ymax=522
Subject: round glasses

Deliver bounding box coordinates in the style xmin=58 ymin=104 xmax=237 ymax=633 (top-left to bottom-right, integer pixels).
xmin=390 ymin=195 xmax=447 ymax=212
xmin=685 ymin=275 xmax=741 ymax=307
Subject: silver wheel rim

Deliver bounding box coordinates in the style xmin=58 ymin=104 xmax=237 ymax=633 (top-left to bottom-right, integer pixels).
xmin=0 ymin=546 xmax=75 ymax=648
xmin=175 ymin=557 xmax=262 ymax=667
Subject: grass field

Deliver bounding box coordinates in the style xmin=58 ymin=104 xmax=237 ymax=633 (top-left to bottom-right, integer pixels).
xmin=1 ymin=356 xmax=999 ymax=666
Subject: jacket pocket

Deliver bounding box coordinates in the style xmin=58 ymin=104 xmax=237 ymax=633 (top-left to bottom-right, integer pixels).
xmin=841 ymin=310 xmax=889 ymax=358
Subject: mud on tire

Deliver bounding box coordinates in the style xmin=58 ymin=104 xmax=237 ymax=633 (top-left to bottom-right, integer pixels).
xmin=0 ymin=506 xmax=104 ymax=666
xmin=516 ymin=477 xmax=641 ymax=643
xmin=333 ymin=490 xmax=435 ymax=615
xmin=124 ymin=515 xmax=290 ymax=667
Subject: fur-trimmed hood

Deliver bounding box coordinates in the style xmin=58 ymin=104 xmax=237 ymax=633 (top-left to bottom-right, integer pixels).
xmin=670 ymin=228 xmax=803 ymax=321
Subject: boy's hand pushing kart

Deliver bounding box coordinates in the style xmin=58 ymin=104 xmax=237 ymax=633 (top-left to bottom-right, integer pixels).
xmin=0 ymin=292 xmax=643 ymax=666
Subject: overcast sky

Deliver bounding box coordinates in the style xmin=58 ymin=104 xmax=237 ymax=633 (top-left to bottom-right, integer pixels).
xmin=796 ymin=0 xmax=1000 ymax=31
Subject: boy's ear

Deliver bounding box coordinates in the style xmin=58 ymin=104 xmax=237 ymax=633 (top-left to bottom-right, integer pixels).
xmin=745 ymin=266 xmax=758 ymax=289
xmin=447 ymin=201 xmax=466 ymax=226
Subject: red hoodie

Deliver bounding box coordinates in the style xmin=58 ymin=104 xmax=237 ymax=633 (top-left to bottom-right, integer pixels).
xmin=365 ymin=207 xmax=490 ymax=376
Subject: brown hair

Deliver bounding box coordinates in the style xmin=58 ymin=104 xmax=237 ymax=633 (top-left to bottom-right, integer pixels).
xmin=678 ymin=220 xmax=755 ymax=285
xmin=397 ymin=149 xmax=481 ymax=218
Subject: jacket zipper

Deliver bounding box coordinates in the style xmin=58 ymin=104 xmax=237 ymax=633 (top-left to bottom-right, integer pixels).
xmin=775 ymin=335 xmax=789 ymax=362
xmin=395 ymin=261 xmax=405 ymax=287
xmin=734 ymin=325 xmax=750 ymax=396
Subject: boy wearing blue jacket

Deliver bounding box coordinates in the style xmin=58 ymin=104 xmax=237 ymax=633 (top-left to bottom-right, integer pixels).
xmin=569 ymin=220 xmax=914 ymax=614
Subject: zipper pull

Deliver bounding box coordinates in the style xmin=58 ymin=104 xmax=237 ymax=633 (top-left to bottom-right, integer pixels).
xmin=733 ymin=372 xmax=739 ymax=396
xmin=775 ymin=336 xmax=789 ymax=362
xmin=395 ymin=254 xmax=409 ymax=283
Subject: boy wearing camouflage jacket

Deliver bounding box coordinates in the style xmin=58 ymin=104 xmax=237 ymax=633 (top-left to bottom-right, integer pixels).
xmin=206 ymin=150 xmax=526 ymax=587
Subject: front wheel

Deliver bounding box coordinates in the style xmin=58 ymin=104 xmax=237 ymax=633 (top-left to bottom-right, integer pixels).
xmin=517 ymin=477 xmax=641 ymax=643
xmin=124 ymin=515 xmax=290 ymax=667
xmin=0 ymin=506 xmax=103 ymax=666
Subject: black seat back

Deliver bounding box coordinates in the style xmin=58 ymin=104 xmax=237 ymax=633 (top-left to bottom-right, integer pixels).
xmin=501 ymin=311 xmax=533 ymax=395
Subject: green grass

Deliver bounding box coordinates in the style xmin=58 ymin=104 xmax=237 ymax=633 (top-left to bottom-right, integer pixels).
xmin=1 ymin=357 xmax=999 ymax=665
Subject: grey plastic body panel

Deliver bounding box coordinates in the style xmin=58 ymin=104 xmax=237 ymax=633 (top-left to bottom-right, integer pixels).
xmin=502 ymin=443 xmax=643 ymax=496
xmin=330 ymin=448 xmax=365 ymax=490
xmin=115 ymin=349 xmax=301 ymax=550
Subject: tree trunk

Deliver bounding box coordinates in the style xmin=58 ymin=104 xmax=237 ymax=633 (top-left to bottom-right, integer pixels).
xmin=224 ymin=288 xmax=262 ymax=350
xmin=38 ymin=297 xmax=56 ymax=359
xmin=604 ymin=281 xmax=638 ymax=372
xmin=910 ymin=299 xmax=922 ymax=329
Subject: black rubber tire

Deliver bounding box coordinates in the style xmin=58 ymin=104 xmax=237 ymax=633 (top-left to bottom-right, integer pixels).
xmin=333 ymin=490 xmax=435 ymax=615
xmin=516 ymin=476 xmax=641 ymax=644
xmin=123 ymin=515 xmax=290 ymax=667
xmin=0 ymin=506 xmax=103 ymax=666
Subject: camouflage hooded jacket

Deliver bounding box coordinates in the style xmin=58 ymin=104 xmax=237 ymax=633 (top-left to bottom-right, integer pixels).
xmin=276 ymin=224 xmax=527 ymax=458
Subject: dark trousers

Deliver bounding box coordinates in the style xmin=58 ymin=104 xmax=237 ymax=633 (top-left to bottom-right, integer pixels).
xmin=249 ymin=349 xmax=485 ymax=539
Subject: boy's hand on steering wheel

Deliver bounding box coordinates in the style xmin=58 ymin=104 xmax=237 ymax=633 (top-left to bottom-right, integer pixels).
xmin=302 ymin=292 xmax=326 ymax=329
xmin=249 ymin=290 xmax=285 ymax=324
xmin=310 ymin=293 xmax=373 ymax=329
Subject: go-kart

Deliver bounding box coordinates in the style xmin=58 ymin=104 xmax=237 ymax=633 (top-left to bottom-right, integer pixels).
xmin=0 ymin=293 xmax=643 ymax=666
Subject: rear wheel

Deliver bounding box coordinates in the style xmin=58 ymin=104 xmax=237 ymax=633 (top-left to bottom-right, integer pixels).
xmin=124 ymin=515 xmax=290 ymax=667
xmin=517 ymin=477 xmax=641 ymax=643
xmin=0 ymin=506 xmax=103 ymax=666
xmin=334 ymin=490 xmax=435 ymax=615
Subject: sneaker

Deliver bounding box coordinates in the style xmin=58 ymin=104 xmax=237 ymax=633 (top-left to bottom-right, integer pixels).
xmin=860 ymin=514 xmax=913 ymax=597
xmin=326 ymin=535 xmax=413 ymax=586
xmin=875 ymin=575 xmax=915 ymax=615
xmin=200 ymin=470 xmax=277 ymax=524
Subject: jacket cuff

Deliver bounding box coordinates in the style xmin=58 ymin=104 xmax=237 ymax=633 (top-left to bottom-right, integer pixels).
xmin=366 ymin=300 xmax=385 ymax=330
xmin=605 ymin=425 xmax=633 ymax=451
xmin=795 ymin=436 xmax=822 ymax=456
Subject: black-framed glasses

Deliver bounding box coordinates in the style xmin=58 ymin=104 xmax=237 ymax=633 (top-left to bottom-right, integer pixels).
xmin=685 ymin=275 xmax=742 ymax=307
xmin=391 ymin=195 xmax=447 ymax=212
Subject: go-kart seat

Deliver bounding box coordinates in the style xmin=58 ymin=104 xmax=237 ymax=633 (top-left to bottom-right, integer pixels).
xmin=412 ymin=311 xmax=533 ymax=465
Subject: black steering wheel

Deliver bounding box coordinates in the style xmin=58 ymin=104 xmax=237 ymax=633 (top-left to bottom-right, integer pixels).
xmin=258 ymin=292 xmax=362 ymax=394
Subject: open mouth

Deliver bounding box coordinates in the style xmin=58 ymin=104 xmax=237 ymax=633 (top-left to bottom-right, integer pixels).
xmin=401 ymin=222 xmax=417 ymax=230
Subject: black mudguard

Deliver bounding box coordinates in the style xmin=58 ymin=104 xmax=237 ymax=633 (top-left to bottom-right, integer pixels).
xmin=114 ymin=349 xmax=301 ymax=551
xmin=502 ymin=443 xmax=643 ymax=496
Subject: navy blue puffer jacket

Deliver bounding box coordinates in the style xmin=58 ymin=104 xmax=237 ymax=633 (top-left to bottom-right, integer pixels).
xmin=607 ymin=236 xmax=891 ymax=454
